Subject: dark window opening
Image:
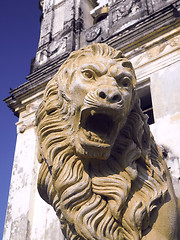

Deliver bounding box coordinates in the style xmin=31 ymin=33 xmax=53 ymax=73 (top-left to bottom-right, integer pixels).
xmin=136 ymin=79 xmax=154 ymax=125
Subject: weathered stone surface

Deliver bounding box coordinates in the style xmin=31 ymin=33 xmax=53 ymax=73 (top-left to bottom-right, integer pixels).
xmin=3 ymin=96 xmax=65 ymax=240
xmin=36 ymin=43 xmax=179 ymax=239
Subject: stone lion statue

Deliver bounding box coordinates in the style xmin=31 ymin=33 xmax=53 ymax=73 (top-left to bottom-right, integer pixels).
xmin=36 ymin=43 xmax=179 ymax=239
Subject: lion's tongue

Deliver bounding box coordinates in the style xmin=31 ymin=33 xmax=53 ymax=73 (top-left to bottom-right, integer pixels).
xmin=85 ymin=113 xmax=113 ymax=138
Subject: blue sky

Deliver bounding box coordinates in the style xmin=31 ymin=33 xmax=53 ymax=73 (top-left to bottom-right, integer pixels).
xmin=0 ymin=1 xmax=41 ymax=238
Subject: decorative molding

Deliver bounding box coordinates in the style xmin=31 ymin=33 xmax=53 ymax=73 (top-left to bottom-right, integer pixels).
xmin=106 ymin=3 xmax=180 ymax=52
xmin=86 ymin=26 xmax=101 ymax=42
xmin=37 ymin=37 xmax=67 ymax=64
xmin=17 ymin=117 xmax=36 ymax=134
xmin=111 ymin=0 xmax=134 ymax=23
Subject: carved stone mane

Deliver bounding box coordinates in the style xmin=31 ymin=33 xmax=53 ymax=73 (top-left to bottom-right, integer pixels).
xmin=36 ymin=43 xmax=178 ymax=239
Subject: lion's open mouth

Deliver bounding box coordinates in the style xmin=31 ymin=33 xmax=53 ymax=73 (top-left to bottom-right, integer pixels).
xmin=79 ymin=108 xmax=119 ymax=145
xmin=86 ymin=112 xmax=113 ymax=136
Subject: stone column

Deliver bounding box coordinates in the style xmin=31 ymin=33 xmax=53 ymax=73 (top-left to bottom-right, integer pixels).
xmin=3 ymin=97 xmax=64 ymax=240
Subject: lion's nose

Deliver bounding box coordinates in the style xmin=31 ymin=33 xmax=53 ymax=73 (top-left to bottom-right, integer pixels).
xmin=98 ymin=88 xmax=122 ymax=103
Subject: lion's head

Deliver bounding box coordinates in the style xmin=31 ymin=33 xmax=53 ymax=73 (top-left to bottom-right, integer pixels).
xmin=36 ymin=43 xmax=169 ymax=239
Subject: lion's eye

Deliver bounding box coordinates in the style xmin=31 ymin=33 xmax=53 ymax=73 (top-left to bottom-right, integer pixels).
xmin=82 ymin=70 xmax=95 ymax=80
xmin=121 ymin=76 xmax=131 ymax=88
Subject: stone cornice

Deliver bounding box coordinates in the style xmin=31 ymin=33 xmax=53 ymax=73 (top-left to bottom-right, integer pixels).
xmin=4 ymin=52 xmax=69 ymax=116
xmin=104 ymin=3 xmax=180 ymax=53
xmin=4 ymin=1 xmax=180 ymax=116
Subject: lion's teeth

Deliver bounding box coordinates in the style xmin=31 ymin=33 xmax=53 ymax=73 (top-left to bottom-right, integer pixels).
xmin=82 ymin=128 xmax=106 ymax=143
xmin=90 ymin=110 xmax=96 ymax=116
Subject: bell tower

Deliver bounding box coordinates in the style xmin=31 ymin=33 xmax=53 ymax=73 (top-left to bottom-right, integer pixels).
xmin=32 ymin=0 xmax=98 ymax=71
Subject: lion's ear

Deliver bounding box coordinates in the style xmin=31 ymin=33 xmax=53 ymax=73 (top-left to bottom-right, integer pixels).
xmin=45 ymin=100 xmax=59 ymax=115
xmin=43 ymin=77 xmax=62 ymax=115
